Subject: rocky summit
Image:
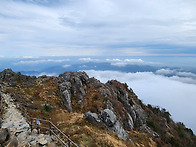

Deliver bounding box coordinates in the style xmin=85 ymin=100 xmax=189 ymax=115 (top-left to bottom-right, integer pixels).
xmin=0 ymin=69 xmax=195 ymax=147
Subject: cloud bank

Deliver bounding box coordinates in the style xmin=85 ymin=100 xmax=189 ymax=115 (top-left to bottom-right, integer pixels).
xmin=14 ymin=59 xmax=70 ymax=65
xmin=155 ymin=68 xmax=196 ymax=84
xmin=85 ymin=70 xmax=196 ymax=134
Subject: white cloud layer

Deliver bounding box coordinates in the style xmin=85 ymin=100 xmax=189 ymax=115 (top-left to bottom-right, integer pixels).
xmin=14 ymin=59 xmax=70 ymax=65
xmin=85 ymin=70 xmax=196 ymax=133
xmin=106 ymin=58 xmax=157 ymax=67
xmin=62 ymin=64 xmax=71 ymax=68
xmin=79 ymin=58 xmax=100 ymax=62
xmin=155 ymin=68 xmax=196 ymax=84
xmin=156 ymin=68 xmax=176 ymax=75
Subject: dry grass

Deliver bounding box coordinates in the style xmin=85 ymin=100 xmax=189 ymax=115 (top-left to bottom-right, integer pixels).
xmin=3 ymin=76 xmax=157 ymax=147
xmin=129 ymin=131 xmax=157 ymax=147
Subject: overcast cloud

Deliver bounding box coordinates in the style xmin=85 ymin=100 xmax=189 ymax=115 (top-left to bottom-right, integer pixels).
xmin=85 ymin=70 xmax=196 ymax=134
xmin=0 ymin=0 xmax=196 ymax=56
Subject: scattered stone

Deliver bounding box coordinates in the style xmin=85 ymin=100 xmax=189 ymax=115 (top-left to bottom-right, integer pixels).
xmin=1 ymin=93 xmax=58 ymax=146
xmin=32 ymin=129 xmax=38 ymax=135
xmin=30 ymin=140 xmax=37 ymax=146
xmin=37 ymin=137 xmax=47 ymax=145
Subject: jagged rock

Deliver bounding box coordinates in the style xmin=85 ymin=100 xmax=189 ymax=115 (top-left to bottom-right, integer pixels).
xmin=6 ymin=136 xmax=18 ymax=147
xmin=112 ymin=121 xmax=128 ymax=140
xmin=84 ymin=112 xmax=103 ymax=126
xmin=99 ymin=87 xmax=112 ymax=98
xmin=61 ymin=90 xmax=72 ymax=112
xmin=30 ymin=140 xmax=37 ymax=146
xmin=59 ymin=72 xmax=90 ymax=110
xmin=132 ymin=105 xmax=146 ymax=127
xmin=127 ymin=113 xmax=134 ymax=129
xmin=75 ymin=77 xmax=83 ymax=89
xmin=0 ymin=69 xmax=36 ymax=87
xmin=140 ymin=124 xmax=159 ymax=138
xmin=84 ymin=109 xmax=130 ymax=140
xmin=59 ymin=82 xmax=72 ymax=91
xmin=44 ymin=135 xmax=52 ymax=143
xmin=100 ymin=109 xmax=117 ymax=127
xmin=17 ymin=131 xmax=28 ymax=142
xmin=26 ymin=135 xmax=36 ymax=143
xmin=0 ymin=128 xmax=11 ymax=144
xmin=59 ymin=82 xmax=72 ymax=112
xmin=0 ymin=69 xmax=15 ymax=81
xmin=0 ymin=119 xmax=2 ymax=128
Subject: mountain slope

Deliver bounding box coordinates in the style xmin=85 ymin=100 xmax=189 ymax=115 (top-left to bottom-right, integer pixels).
xmin=0 ymin=69 xmax=195 ymax=147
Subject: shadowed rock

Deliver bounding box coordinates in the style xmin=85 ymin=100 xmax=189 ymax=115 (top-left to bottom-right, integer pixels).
xmin=0 ymin=128 xmax=10 ymax=144
xmin=100 ymin=109 xmax=117 ymax=127
xmin=84 ymin=112 xmax=103 ymax=126
xmin=6 ymin=136 xmax=18 ymax=147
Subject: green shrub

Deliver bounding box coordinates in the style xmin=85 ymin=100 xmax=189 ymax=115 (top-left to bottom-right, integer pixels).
xmin=117 ymin=97 xmax=123 ymax=104
xmin=147 ymin=118 xmax=159 ymax=133
xmin=129 ymin=99 xmax=134 ymax=106
xmin=43 ymin=104 xmax=53 ymax=112
xmin=123 ymin=83 xmax=128 ymax=89
xmin=169 ymin=137 xmax=180 ymax=146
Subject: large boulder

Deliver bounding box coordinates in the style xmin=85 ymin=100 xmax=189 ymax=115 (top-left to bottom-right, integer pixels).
xmin=0 ymin=119 xmax=2 ymax=128
xmin=100 ymin=109 xmax=117 ymax=127
xmin=6 ymin=136 xmax=18 ymax=147
xmin=61 ymin=90 xmax=72 ymax=112
xmin=0 ymin=128 xmax=10 ymax=144
xmin=84 ymin=109 xmax=130 ymax=140
xmin=84 ymin=112 xmax=103 ymax=126
xmin=112 ymin=121 xmax=128 ymax=140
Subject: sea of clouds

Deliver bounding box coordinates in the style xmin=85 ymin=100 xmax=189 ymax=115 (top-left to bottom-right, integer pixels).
xmin=85 ymin=70 xmax=196 ymax=134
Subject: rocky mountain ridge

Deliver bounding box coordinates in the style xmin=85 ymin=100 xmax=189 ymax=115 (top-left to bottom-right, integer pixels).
xmin=0 ymin=69 xmax=195 ymax=147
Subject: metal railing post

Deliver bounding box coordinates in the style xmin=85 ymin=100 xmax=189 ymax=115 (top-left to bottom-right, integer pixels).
xmin=27 ymin=117 xmax=79 ymax=147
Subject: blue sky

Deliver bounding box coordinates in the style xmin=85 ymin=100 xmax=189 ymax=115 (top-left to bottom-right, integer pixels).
xmin=0 ymin=0 xmax=196 ymax=56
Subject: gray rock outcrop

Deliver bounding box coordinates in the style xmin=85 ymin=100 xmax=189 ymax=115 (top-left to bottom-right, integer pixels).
xmin=0 ymin=128 xmax=11 ymax=145
xmin=84 ymin=109 xmax=129 ymax=140
xmin=0 ymin=69 xmax=36 ymax=87
xmin=140 ymin=124 xmax=159 ymax=138
xmin=83 ymin=112 xmax=103 ymax=126
xmin=6 ymin=136 xmax=18 ymax=147
xmin=100 ymin=109 xmax=117 ymax=127
xmin=58 ymin=72 xmax=89 ymax=111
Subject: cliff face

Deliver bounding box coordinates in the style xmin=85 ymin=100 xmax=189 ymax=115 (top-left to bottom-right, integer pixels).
xmin=0 ymin=69 xmax=195 ymax=147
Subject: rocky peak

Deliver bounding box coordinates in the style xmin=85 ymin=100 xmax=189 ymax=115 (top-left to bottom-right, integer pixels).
xmin=0 ymin=69 xmax=36 ymax=87
xmin=58 ymin=71 xmax=89 ymax=112
xmin=0 ymin=69 xmax=195 ymax=147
